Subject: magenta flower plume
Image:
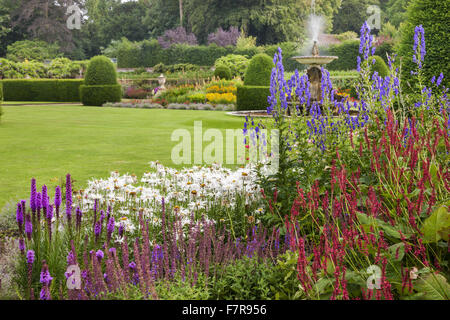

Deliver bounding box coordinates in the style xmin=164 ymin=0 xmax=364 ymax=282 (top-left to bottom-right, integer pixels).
xmin=65 ymin=174 xmax=72 ymax=221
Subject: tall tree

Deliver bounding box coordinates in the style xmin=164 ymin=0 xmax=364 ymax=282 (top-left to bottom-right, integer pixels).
xmin=184 ymin=0 xmax=341 ymax=45
xmin=8 ymin=0 xmax=84 ymax=51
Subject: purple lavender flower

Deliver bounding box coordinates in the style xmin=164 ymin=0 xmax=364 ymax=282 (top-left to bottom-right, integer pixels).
xmin=128 ymin=261 xmax=136 ymax=270
xmin=118 ymin=223 xmax=124 ymax=237
xmin=25 ymin=214 xmax=32 ymax=240
xmin=109 ymin=247 xmax=116 ymax=255
xmin=107 ymin=216 xmax=115 ymax=236
xmin=94 ymin=221 xmax=102 ymax=241
xmin=19 ymin=238 xmax=25 ymax=253
xmin=96 ymin=250 xmax=104 ymax=261
xmin=47 ymin=204 xmax=53 ymax=221
xmin=54 ymin=186 xmax=61 ymax=218
xmin=40 ymin=287 xmax=51 ymax=300
xmin=65 ymin=174 xmax=72 ymax=221
xmin=67 ymin=250 xmax=75 ymax=265
xmin=30 ymin=178 xmax=37 ymax=213
xmin=40 ymin=263 xmax=53 ymax=285
xmin=76 ymin=206 xmax=82 ymax=230
xmin=27 ymin=250 xmax=35 ymax=265
xmin=16 ymin=202 xmax=24 ymax=231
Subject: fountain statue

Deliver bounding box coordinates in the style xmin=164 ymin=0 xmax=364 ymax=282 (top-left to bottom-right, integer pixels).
xmin=291 ymin=42 xmax=338 ymax=103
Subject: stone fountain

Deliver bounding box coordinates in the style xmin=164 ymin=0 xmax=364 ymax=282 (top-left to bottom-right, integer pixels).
xmin=291 ymin=41 xmax=338 ymax=103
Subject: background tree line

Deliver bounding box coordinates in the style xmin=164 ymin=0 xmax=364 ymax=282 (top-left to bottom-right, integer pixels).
xmin=0 ymin=0 xmax=411 ymax=60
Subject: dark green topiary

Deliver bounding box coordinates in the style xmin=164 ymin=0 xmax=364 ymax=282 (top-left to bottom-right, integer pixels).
xmin=244 ymin=53 xmax=274 ymax=86
xmin=80 ymin=85 xmax=122 ymax=106
xmin=214 ymin=65 xmax=232 ymax=80
xmin=397 ymin=0 xmax=450 ymax=90
xmin=84 ymin=56 xmax=118 ymax=85
xmin=362 ymin=55 xmax=390 ymax=78
xmin=236 ymin=85 xmax=270 ymax=110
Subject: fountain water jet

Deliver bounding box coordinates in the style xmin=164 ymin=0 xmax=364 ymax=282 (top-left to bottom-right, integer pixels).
xmin=291 ymin=0 xmax=338 ymax=103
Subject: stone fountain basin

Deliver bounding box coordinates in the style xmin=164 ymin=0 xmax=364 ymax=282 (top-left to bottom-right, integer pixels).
xmin=291 ymin=56 xmax=338 ymax=65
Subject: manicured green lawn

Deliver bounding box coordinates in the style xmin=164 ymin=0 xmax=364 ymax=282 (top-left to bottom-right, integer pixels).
xmin=0 ymin=105 xmax=245 ymax=209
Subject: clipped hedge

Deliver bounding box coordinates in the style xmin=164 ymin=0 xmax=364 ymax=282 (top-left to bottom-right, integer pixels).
xmin=214 ymin=65 xmax=232 ymax=80
xmin=327 ymin=40 xmax=360 ymax=71
xmin=363 ymin=55 xmax=390 ymax=78
xmin=84 ymin=56 xmax=118 ymax=85
xmin=236 ymin=85 xmax=270 ymax=111
xmin=244 ymin=54 xmax=274 ymax=86
xmin=1 ymin=79 xmax=83 ymax=101
xmin=117 ymin=40 xmax=300 ymax=70
xmin=80 ymin=85 xmax=122 ymax=106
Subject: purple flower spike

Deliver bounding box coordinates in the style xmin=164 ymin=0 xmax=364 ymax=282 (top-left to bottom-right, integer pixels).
xmin=25 ymin=214 xmax=33 ymax=241
xmin=54 ymin=186 xmax=61 ymax=218
xmin=96 ymin=250 xmax=104 ymax=261
xmin=16 ymin=202 xmax=24 ymax=231
xmin=19 ymin=238 xmax=25 ymax=253
xmin=26 ymin=250 xmax=35 ymax=265
xmin=40 ymin=261 xmax=53 ymax=292
xmin=107 ymin=216 xmax=115 ymax=235
xmin=76 ymin=206 xmax=82 ymax=230
xmin=30 ymin=178 xmax=37 ymax=213
xmin=119 ymin=223 xmax=124 ymax=237
xmin=65 ymin=174 xmax=72 ymax=221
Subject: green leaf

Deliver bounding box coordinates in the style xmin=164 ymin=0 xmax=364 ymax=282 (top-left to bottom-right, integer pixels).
xmin=356 ymin=212 xmax=405 ymax=239
xmin=314 ymin=278 xmax=333 ymax=294
xmin=420 ymin=205 xmax=450 ymax=243
xmin=415 ymin=273 xmax=450 ymax=300
xmin=387 ymin=242 xmax=405 ymax=261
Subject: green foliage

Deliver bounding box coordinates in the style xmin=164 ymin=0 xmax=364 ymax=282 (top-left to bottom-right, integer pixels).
xmin=6 ymin=40 xmax=62 ymax=62
xmin=236 ymin=85 xmax=270 ymax=110
xmin=210 ymin=254 xmax=303 ymax=300
xmin=155 ymin=273 xmax=211 ymax=300
xmin=244 ymin=54 xmax=274 ymax=86
xmin=214 ymin=65 xmax=232 ymax=80
xmin=397 ymin=0 xmax=450 ymax=89
xmin=47 ymin=58 xmax=86 ymax=79
xmin=1 ymin=79 xmax=84 ymax=102
xmin=263 ymin=42 xmax=298 ymax=72
xmin=215 ymin=54 xmax=250 ymax=78
xmin=0 ymin=201 xmax=18 ymax=235
xmin=327 ymin=40 xmax=360 ymax=70
xmin=375 ymin=41 xmax=395 ymax=64
xmin=336 ymin=31 xmax=358 ymax=41
xmin=236 ymin=30 xmax=258 ymax=50
xmin=80 ymin=84 xmax=122 ymax=106
xmin=210 ymin=256 xmax=274 ymax=300
xmin=420 ymin=206 xmax=450 ymax=243
xmin=385 ymin=0 xmax=410 ymax=28
xmin=84 ymin=56 xmax=118 ymax=85
xmin=414 ymin=272 xmax=450 ymax=300
xmin=332 ymin=0 xmax=380 ymax=34
xmin=363 ymin=55 xmax=390 ymax=78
